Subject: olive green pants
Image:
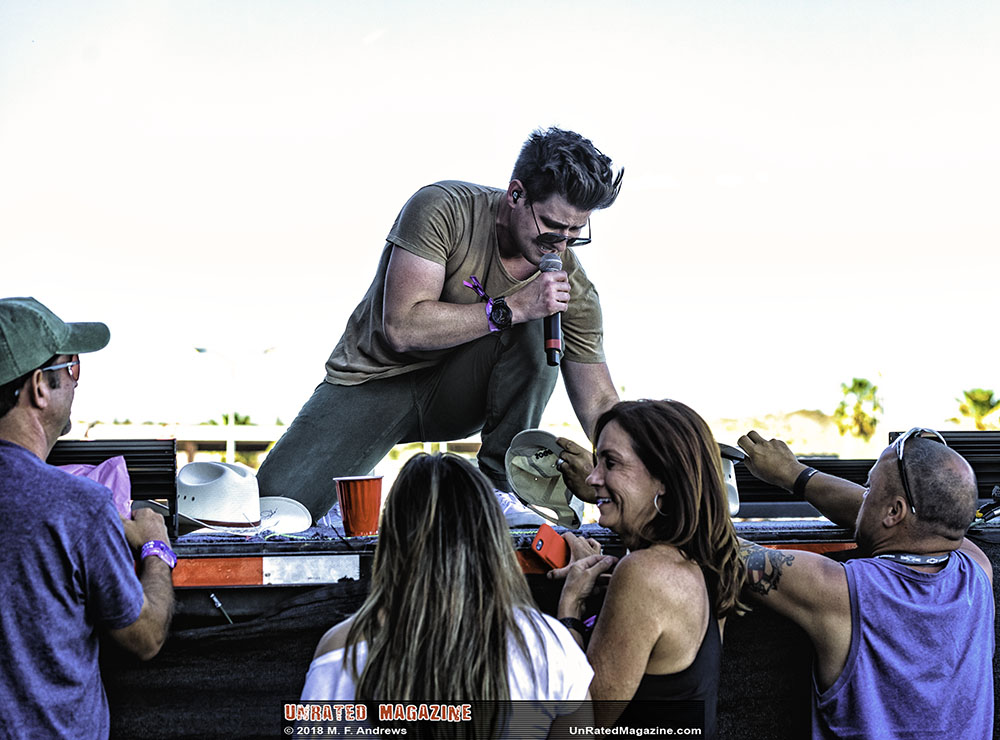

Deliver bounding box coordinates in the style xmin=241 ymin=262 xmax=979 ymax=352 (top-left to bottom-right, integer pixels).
xmin=256 ymin=319 xmax=559 ymax=521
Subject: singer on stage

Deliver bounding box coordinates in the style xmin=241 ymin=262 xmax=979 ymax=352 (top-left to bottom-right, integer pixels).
xmin=258 ymin=128 xmax=624 ymax=521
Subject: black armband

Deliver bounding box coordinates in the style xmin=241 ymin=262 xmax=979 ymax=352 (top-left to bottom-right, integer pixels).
xmin=793 ymin=466 xmax=818 ymax=497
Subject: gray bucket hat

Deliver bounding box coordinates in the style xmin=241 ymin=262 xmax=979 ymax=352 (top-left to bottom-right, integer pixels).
xmin=0 ymin=297 xmax=110 ymax=386
xmin=505 ymin=429 xmax=583 ymax=528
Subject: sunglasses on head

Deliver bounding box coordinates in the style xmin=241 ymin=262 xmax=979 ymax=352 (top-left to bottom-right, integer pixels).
xmin=893 ymin=427 xmax=947 ymax=515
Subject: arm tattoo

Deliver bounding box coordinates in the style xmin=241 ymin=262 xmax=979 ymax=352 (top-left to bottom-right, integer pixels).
xmin=739 ymin=542 xmax=795 ymax=597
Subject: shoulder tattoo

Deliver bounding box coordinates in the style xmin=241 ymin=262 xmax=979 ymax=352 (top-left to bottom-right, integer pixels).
xmin=740 ymin=542 xmax=796 ymax=597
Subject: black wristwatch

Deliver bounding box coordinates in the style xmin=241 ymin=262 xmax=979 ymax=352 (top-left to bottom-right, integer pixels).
xmin=486 ymin=297 xmax=513 ymax=332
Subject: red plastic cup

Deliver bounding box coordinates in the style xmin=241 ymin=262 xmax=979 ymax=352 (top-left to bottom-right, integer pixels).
xmin=334 ymin=476 xmax=383 ymax=536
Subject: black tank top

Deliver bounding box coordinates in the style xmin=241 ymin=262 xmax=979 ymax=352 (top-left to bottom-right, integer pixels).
xmin=615 ymin=611 xmax=721 ymax=738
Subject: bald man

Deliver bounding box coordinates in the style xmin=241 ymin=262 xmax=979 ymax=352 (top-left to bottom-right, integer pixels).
xmin=737 ymin=428 xmax=994 ymax=739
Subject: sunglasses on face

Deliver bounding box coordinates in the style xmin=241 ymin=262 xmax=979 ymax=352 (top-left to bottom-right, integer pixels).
xmin=12 ymin=356 xmax=80 ymax=399
xmin=893 ymin=427 xmax=948 ymax=515
xmin=40 ymin=356 xmax=81 ymax=382
xmin=528 ymin=200 xmax=592 ymax=248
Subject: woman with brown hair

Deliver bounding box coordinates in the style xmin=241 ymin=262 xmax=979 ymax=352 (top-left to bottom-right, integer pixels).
xmin=551 ymin=399 xmax=745 ymax=737
xmin=301 ymin=452 xmax=592 ymax=738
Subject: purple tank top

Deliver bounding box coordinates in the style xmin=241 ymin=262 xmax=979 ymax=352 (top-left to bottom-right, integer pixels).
xmin=812 ymin=550 xmax=994 ymax=739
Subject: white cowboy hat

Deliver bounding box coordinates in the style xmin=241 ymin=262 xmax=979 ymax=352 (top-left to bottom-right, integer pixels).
xmin=174 ymin=462 xmax=311 ymax=535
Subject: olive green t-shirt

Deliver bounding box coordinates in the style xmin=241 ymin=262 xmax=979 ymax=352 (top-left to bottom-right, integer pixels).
xmin=325 ymin=180 xmax=605 ymax=385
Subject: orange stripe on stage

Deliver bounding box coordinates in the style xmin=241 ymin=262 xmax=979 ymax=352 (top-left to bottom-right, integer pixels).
xmin=764 ymin=543 xmax=858 ymax=555
xmin=174 ymin=557 xmax=264 ymax=587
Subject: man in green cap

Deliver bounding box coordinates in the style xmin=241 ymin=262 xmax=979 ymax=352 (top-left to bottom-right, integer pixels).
xmin=0 ymin=297 xmax=175 ymax=739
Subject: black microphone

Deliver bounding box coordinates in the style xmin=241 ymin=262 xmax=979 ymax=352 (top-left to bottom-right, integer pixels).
xmin=539 ymin=252 xmax=563 ymax=366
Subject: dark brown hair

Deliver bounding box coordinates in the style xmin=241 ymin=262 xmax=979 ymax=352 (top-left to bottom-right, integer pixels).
xmin=511 ymin=127 xmax=624 ymax=211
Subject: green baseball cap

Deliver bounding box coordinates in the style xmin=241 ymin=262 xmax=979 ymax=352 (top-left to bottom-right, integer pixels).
xmin=0 ymin=297 xmax=110 ymax=386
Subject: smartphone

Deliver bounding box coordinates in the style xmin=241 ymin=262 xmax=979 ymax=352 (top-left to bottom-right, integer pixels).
xmin=531 ymin=523 xmax=570 ymax=570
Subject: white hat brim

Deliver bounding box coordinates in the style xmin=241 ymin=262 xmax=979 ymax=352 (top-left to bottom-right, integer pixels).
xmin=505 ymin=429 xmax=580 ymax=528
xmin=186 ymin=496 xmax=312 ymax=536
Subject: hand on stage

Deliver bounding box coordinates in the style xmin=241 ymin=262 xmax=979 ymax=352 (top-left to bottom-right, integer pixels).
xmin=737 ymin=430 xmax=807 ymax=491
xmin=122 ymin=507 xmax=170 ymax=552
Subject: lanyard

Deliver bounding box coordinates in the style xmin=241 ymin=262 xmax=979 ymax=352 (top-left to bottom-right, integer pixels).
xmin=875 ymin=552 xmax=951 ymax=566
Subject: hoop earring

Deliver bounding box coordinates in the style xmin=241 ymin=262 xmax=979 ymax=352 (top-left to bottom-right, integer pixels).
xmin=653 ymin=492 xmax=667 ymax=517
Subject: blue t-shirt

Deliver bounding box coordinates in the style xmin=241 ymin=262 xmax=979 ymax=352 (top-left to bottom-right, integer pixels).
xmin=0 ymin=439 xmax=144 ymax=740
xmin=812 ymin=550 xmax=995 ymax=739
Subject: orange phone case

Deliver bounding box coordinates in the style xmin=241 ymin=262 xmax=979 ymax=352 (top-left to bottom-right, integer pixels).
xmin=531 ymin=523 xmax=570 ymax=569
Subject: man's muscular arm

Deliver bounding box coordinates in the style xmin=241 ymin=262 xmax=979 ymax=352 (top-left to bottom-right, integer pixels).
xmin=740 ymin=540 xmax=797 ymax=597
xmin=738 ymin=538 xmax=852 ymax=690
xmin=561 ymin=359 xmax=619 ymax=440
xmin=553 ymin=362 xmax=617 ymax=503
xmin=735 ymin=430 xmax=854 ymax=687
xmin=383 ymin=248 xmax=494 ymax=352
xmin=738 ymin=430 xmax=865 ymax=529
xmin=382 ymin=247 xmax=567 ymax=353
xmin=111 ymin=509 xmax=175 ymax=661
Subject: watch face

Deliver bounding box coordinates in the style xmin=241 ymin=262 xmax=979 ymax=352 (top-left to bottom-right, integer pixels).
xmin=489 ymin=298 xmax=512 ymax=330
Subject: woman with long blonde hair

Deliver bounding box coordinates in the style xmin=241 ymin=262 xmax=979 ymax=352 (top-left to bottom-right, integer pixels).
xmin=301 ymin=453 xmax=592 ymax=737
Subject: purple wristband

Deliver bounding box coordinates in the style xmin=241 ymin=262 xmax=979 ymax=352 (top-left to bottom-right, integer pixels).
xmin=484 ymin=298 xmax=501 ymax=332
xmin=464 ymin=275 xmax=501 ymax=332
xmin=141 ymin=539 xmax=177 ymax=570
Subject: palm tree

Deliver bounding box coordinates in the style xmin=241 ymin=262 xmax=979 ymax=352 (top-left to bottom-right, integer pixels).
xmin=201 ymin=412 xmax=254 ymax=426
xmin=951 ymin=389 xmax=1000 ymax=431
xmin=834 ymin=377 xmax=883 ymax=442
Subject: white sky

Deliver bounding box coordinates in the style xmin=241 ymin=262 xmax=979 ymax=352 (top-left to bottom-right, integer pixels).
xmin=1 ymin=0 xmax=998 ymax=448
